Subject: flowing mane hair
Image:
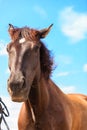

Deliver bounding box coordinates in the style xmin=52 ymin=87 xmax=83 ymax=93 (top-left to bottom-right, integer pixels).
xmin=40 ymin=42 xmax=53 ymax=80
xmin=8 ymin=25 xmax=53 ymax=80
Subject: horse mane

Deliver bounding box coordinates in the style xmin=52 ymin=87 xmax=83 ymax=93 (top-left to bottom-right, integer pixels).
xmin=40 ymin=42 xmax=53 ymax=80
xmin=8 ymin=26 xmax=40 ymax=41
xmin=9 ymin=26 xmax=53 ymax=80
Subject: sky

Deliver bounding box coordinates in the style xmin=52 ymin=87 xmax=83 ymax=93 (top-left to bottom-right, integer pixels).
xmin=0 ymin=0 xmax=87 ymax=129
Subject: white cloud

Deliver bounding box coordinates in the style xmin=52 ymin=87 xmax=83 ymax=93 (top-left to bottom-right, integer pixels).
xmin=33 ymin=5 xmax=47 ymax=18
xmin=57 ymin=71 xmax=70 ymax=77
xmin=0 ymin=41 xmax=7 ymax=56
xmin=58 ymin=55 xmax=72 ymax=65
xmin=59 ymin=7 xmax=87 ymax=43
xmin=1 ymin=96 xmax=22 ymax=130
xmin=83 ymin=64 xmax=87 ymax=72
xmin=61 ymin=86 xmax=76 ymax=93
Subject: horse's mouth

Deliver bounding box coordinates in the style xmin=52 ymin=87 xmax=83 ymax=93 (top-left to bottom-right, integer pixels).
xmin=8 ymin=86 xmax=29 ymax=102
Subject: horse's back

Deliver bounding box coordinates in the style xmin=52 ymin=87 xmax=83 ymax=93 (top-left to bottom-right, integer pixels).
xmin=67 ymin=93 xmax=87 ymax=130
xmin=67 ymin=93 xmax=87 ymax=103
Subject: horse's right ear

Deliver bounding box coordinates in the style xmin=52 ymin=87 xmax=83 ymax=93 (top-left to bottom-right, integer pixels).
xmin=8 ymin=24 xmax=21 ymax=41
xmin=8 ymin=24 xmax=15 ymax=40
xmin=8 ymin=24 xmax=14 ymax=30
xmin=8 ymin=24 xmax=15 ymax=36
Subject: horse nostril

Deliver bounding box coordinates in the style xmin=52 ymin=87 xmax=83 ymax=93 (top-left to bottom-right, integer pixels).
xmin=8 ymin=77 xmax=25 ymax=92
xmin=22 ymin=77 xmax=25 ymax=88
xmin=8 ymin=82 xmax=16 ymax=92
xmin=22 ymin=76 xmax=25 ymax=82
xmin=9 ymin=82 xmax=22 ymax=92
xmin=7 ymin=73 xmax=25 ymax=92
xmin=7 ymin=79 xmax=9 ymax=82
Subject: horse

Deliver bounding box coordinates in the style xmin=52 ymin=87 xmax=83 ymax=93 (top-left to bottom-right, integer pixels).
xmin=7 ymin=24 xmax=87 ymax=130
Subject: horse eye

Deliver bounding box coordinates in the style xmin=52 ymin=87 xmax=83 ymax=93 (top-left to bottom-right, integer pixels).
xmin=24 ymin=49 xmax=30 ymax=56
xmin=34 ymin=45 xmax=39 ymax=52
xmin=6 ymin=45 xmax=9 ymax=52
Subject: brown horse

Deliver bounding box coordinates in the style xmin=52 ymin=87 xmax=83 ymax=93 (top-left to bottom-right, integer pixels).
xmin=7 ymin=24 xmax=87 ymax=130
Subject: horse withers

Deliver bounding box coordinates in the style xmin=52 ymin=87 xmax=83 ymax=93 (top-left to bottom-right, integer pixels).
xmin=7 ymin=24 xmax=87 ymax=130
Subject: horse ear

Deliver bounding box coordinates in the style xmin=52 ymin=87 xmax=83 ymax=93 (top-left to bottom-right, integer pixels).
xmin=8 ymin=24 xmax=19 ymax=41
xmin=8 ymin=24 xmax=14 ymax=30
xmin=39 ymin=24 xmax=53 ymax=38
xmin=8 ymin=24 xmax=15 ymax=38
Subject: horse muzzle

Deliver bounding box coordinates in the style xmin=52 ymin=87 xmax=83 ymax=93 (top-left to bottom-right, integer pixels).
xmin=7 ymin=71 xmax=28 ymax=102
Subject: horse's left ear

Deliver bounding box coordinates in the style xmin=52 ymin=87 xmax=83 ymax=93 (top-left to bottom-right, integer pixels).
xmin=39 ymin=24 xmax=53 ymax=38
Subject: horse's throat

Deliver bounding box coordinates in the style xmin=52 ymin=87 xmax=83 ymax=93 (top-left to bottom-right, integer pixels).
xmin=27 ymin=99 xmax=36 ymax=123
xmin=29 ymin=77 xmax=49 ymax=121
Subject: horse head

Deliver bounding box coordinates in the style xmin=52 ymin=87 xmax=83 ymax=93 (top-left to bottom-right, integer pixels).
xmin=7 ymin=24 xmax=53 ymax=102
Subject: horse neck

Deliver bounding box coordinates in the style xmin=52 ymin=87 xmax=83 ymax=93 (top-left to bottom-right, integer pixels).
xmin=28 ymin=75 xmax=49 ymax=118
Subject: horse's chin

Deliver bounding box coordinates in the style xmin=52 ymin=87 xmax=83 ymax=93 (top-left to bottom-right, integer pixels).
xmin=8 ymin=84 xmax=30 ymax=102
xmin=11 ymin=95 xmax=28 ymax=102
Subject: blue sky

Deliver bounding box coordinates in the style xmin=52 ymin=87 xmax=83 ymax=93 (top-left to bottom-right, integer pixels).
xmin=0 ymin=0 xmax=87 ymax=129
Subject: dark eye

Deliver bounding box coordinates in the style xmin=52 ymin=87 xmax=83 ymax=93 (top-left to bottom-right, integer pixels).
xmin=7 ymin=44 xmax=11 ymax=53
xmin=6 ymin=45 xmax=9 ymax=52
xmin=34 ymin=45 xmax=39 ymax=52
xmin=24 ymin=49 xmax=30 ymax=56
